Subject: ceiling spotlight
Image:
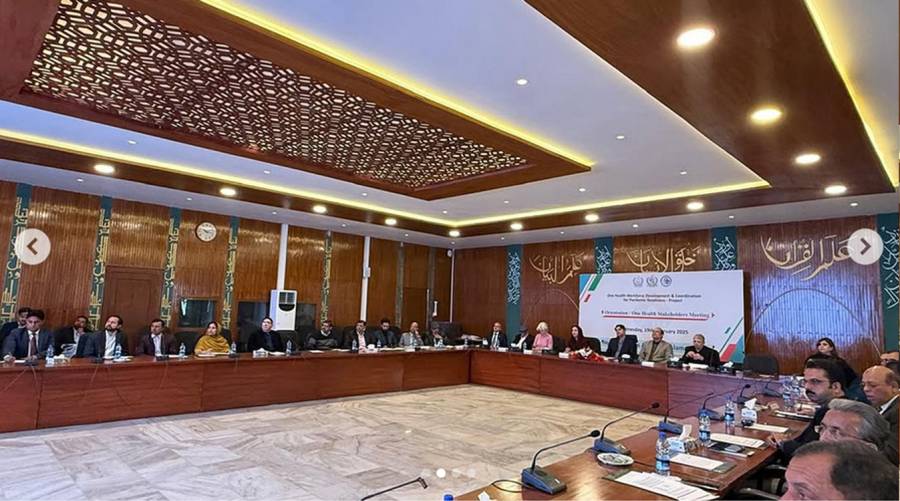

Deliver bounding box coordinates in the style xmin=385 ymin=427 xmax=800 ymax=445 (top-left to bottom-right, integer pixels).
xmin=271 ymin=211 xmax=278 ymax=215
xmin=849 ymin=202 xmax=859 ymax=207
xmin=361 ymin=192 xmax=368 ymax=197
xmin=219 ymin=187 xmax=237 ymax=197
xmin=503 ymin=200 xmax=510 ymax=204
xmin=263 ymin=169 xmax=271 ymax=175
xmin=824 ymin=184 xmax=847 ymax=195
xmin=559 ymin=231 xmax=565 ymax=235
xmin=510 ymin=222 xmax=524 ymax=231
xmin=686 ymin=201 xmax=705 ymax=211
xmin=578 ymin=187 xmax=587 ymax=193
xmin=500 ymin=237 xmax=506 ymax=241
xmin=186 ymin=197 xmax=193 ymax=201
xmin=728 ymin=215 xmax=735 ymax=220
xmin=750 ymin=106 xmax=783 ymax=125
xmin=442 ymin=210 xmax=449 ymax=214
xmin=127 ymin=140 xmax=137 ymax=145
xmin=632 ymin=223 xmax=640 ymax=229
xmin=340 ymin=223 xmax=347 ymax=228
xmin=448 ymin=229 xmax=461 ymax=237
xmin=312 ymin=205 xmax=327 ymax=214
xmin=516 ymin=78 xmax=528 ymax=86
xmin=75 ymin=178 xmax=84 ymax=183
xmin=585 ymin=213 xmax=600 ymax=223
xmin=679 ymin=170 xmax=688 ymax=175
xmin=404 ymin=233 xmax=409 ymax=237
xmin=385 ymin=217 xmax=398 ymax=226
xmin=450 ymin=241 xmax=456 ymax=245
xmin=615 ymin=134 xmax=626 ymax=140
xmin=94 ymin=163 xmax=115 ymax=175
xmin=677 ymin=27 xmax=716 ymax=49
xmin=795 ymin=152 xmax=821 ymax=166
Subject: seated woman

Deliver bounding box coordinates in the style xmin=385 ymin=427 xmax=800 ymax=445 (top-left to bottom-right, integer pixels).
xmin=531 ymin=322 xmax=554 ymax=351
xmin=194 ymin=321 xmax=230 ymax=355
xmin=680 ymin=334 xmax=721 ymax=366
xmin=565 ymin=325 xmax=589 ymax=352
xmin=806 ymin=337 xmax=860 ymax=399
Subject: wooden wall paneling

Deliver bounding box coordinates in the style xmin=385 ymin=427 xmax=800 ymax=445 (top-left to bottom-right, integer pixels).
xmin=284 ymin=226 xmax=325 ymax=323
xmin=401 ymin=243 xmax=429 ymax=330
xmin=613 ymin=230 xmax=711 ymax=273
xmin=366 ymin=238 xmax=398 ymax=325
xmin=106 ymin=199 xmax=169 ymax=269
xmin=172 ymin=210 xmax=230 ymax=329
xmin=452 ymin=246 xmax=506 ymax=335
xmin=0 ymin=181 xmax=16 ymax=297
xmin=17 ymin=187 xmax=98 ymax=329
xmin=433 ymin=247 xmax=452 ymax=321
xmin=328 ymin=232 xmax=363 ymax=328
xmin=231 ymin=218 xmax=280 ymax=332
xmin=520 ymin=239 xmax=595 ymax=341
xmin=739 ymin=216 xmax=882 ymax=374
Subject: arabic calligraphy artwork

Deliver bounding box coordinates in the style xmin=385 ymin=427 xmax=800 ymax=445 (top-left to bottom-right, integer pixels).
xmin=0 ymin=184 xmax=31 ymax=322
xmin=625 ymin=245 xmax=702 ymax=273
xmin=594 ymin=237 xmax=613 ymax=276
xmin=712 ymin=227 xmax=738 ymax=271
xmin=87 ymin=197 xmax=112 ymax=328
xmin=529 ymin=253 xmax=586 ymax=285
xmin=761 ymin=234 xmax=850 ymax=281
xmin=159 ymin=208 xmax=181 ymax=323
xmin=877 ymin=213 xmax=899 ymax=346
xmin=221 ymin=216 xmax=239 ymax=330
xmin=506 ymin=246 xmax=521 ymax=305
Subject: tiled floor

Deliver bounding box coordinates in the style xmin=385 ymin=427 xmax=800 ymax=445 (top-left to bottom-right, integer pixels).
xmin=0 ymin=385 xmax=658 ymax=500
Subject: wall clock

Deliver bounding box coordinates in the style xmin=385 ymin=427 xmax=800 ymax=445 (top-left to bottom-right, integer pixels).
xmin=195 ymin=222 xmax=217 ymax=242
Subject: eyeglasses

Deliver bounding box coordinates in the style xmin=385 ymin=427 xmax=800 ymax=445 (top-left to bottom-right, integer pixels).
xmin=814 ymin=423 xmax=854 ymax=440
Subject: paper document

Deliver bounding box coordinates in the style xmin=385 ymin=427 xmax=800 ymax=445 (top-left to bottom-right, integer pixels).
xmin=710 ymin=433 xmax=764 ymax=449
xmin=671 ymin=454 xmax=725 ymax=472
xmin=747 ymin=423 xmax=789 ymax=433
xmin=611 ymin=471 xmax=717 ymax=501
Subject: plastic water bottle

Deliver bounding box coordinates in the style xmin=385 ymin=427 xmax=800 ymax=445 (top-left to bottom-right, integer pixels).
xmin=46 ymin=345 xmax=55 ymax=366
xmin=482 ymin=338 xmax=488 ymax=349
xmin=724 ymin=397 xmax=737 ymax=434
xmin=113 ymin=344 xmax=122 ymax=359
xmin=376 ymin=339 xmax=382 ymax=350
xmin=781 ymin=380 xmax=794 ymax=409
xmin=351 ymin=338 xmax=358 ymax=351
xmin=698 ymin=410 xmax=711 ymax=446
xmin=230 ymin=342 xmax=237 ymax=354
xmin=464 ymin=337 xmax=469 ymax=349
xmin=285 ymin=340 xmax=293 ymax=356
xmin=178 ymin=343 xmax=186 ymax=357
xmin=443 ymin=494 xmax=453 ymax=501
xmin=655 ymin=431 xmax=671 ymax=476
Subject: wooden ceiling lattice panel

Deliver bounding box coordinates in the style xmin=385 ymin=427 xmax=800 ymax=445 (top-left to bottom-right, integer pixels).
xmin=24 ymin=0 xmax=528 ymax=189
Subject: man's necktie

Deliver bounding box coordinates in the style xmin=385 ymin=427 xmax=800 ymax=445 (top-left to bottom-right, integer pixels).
xmin=29 ymin=332 xmax=37 ymax=358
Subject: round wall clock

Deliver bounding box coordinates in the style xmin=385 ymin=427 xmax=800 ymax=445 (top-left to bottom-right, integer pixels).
xmin=195 ymin=222 xmax=217 ymax=242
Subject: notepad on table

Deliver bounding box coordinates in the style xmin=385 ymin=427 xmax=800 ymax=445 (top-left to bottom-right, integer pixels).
xmin=671 ymin=453 xmax=732 ymax=473
xmin=747 ymin=423 xmax=789 ymax=433
xmin=710 ymin=433 xmax=765 ymax=449
xmin=607 ymin=471 xmax=717 ymax=501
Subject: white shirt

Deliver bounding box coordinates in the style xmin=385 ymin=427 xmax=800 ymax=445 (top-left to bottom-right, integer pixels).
xmin=104 ymin=331 xmax=117 ymax=358
xmin=73 ymin=330 xmax=83 ymax=346
xmin=151 ymin=333 xmax=162 ymax=355
xmin=880 ymin=395 xmax=899 ymax=415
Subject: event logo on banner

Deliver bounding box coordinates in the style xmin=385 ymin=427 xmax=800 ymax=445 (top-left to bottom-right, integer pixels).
xmin=578 ymin=270 xmax=745 ymax=362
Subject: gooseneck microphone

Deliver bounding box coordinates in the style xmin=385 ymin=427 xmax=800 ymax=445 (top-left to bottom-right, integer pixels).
xmin=658 ymin=392 xmax=714 ymax=434
xmin=701 ymin=383 xmax=751 ymax=421
xmin=360 ymin=477 xmax=427 ymax=500
xmin=593 ymin=402 xmax=661 ymax=455
xmin=521 ymin=430 xmax=600 ymax=495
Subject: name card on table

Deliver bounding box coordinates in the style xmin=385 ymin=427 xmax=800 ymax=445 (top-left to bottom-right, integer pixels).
xmin=641 ymin=361 xmax=656 ymax=368
xmin=498 ymin=347 xmax=509 ymax=352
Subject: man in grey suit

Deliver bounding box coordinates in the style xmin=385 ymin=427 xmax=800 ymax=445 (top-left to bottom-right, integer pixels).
xmin=862 ymin=365 xmax=898 ymax=464
xmin=2 ymin=309 xmax=54 ymax=361
xmin=638 ymin=327 xmax=673 ymax=363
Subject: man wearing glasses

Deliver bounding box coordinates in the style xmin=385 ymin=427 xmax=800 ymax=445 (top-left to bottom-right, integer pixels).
xmin=814 ymin=398 xmax=895 ymax=465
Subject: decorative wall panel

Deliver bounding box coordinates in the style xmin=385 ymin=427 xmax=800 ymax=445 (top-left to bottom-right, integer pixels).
xmin=453 ymin=246 xmax=506 ymax=335
xmin=87 ymin=196 xmax=112 ymax=328
xmin=613 ymin=230 xmax=711 ymax=273
xmin=107 ymin=199 xmax=169 ymax=269
xmin=0 ymin=183 xmax=30 ymax=322
xmin=366 ymin=238 xmax=398 ymax=326
xmin=877 ymin=213 xmax=898 ymax=351
xmin=285 ymin=226 xmax=325 ymax=317
xmin=711 ymin=227 xmax=739 ymax=271
xmin=329 ymin=232 xmax=363 ymax=328
xmin=232 ymin=218 xmax=280 ymax=332
xmin=220 ymin=216 xmax=239 ymax=331
xmin=521 ymin=240 xmax=595 ymax=340
xmin=159 ymin=207 xmax=180 ymax=323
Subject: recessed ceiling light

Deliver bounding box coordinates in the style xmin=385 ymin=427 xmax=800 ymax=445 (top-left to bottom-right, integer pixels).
xmin=500 ymin=237 xmax=506 ymax=241
xmin=450 ymin=241 xmax=456 ymax=245
xmin=75 ymin=178 xmax=84 ymax=183
xmin=503 ymin=200 xmax=510 ymax=204
xmin=578 ymin=187 xmax=587 ymax=193
xmin=340 ymin=223 xmax=347 ymax=228
xmin=219 ymin=187 xmax=237 ymax=197
xmin=404 ymin=233 xmax=409 ymax=237
xmin=361 ymin=192 xmax=368 ymax=197
xmin=186 ymin=197 xmax=193 ymax=201
xmin=271 ymin=211 xmax=278 ymax=215
xmin=680 ymin=170 xmax=688 ymax=175
xmin=750 ymin=106 xmax=783 ymax=125
xmin=510 ymin=222 xmax=523 ymax=231
xmin=824 ymin=184 xmax=847 ymax=195
xmin=795 ymin=152 xmax=821 ymax=166
xmin=677 ymin=27 xmax=716 ymax=49
xmin=312 ymin=205 xmax=327 ymax=214
xmin=615 ymin=134 xmax=626 ymax=140
xmin=94 ymin=163 xmax=115 ymax=174
xmin=127 ymin=140 xmax=137 ymax=145
xmin=385 ymin=217 xmax=398 ymax=226
xmin=728 ymin=215 xmax=735 ymax=220
xmin=686 ymin=201 xmax=705 ymax=211
xmin=559 ymin=231 xmax=565 ymax=235
xmin=585 ymin=213 xmax=600 ymax=223
xmin=516 ymin=78 xmax=528 ymax=86
xmin=448 ymin=229 xmax=461 ymax=238
xmin=263 ymin=169 xmax=271 ymax=175
xmin=442 ymin=210 xmax=448 ymax=214
xmin=632 ymin=223 xmax=640 ymax=229
xmin=849 ymin=202 xmax=859 ymax=207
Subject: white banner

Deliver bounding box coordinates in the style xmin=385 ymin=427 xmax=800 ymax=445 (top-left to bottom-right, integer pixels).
xmin=578 ymin=270 xmax=745 ymax=361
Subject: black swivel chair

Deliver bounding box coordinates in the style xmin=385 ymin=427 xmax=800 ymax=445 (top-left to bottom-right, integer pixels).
xmin=174 ymin=331 xmax=200 ymax=354
xmin=585 ymin=337 xmax=601 ymax=353
xmin=743 ymin=354 xmax=780 ymax=376
xmin=551 ymin=335 xmax=566 ymax=353
xmin=278 ymin=330 xmax=301 ymax=351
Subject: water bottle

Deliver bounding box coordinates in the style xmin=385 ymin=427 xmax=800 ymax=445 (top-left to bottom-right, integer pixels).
xmin=698 ymin=410 xmax=711 ymax=446
xmin=286 ymin=340 xmax=293 ymax=356
xmin=230 ymin=342 xmax=237 ymax=354
xmin=113 ymin=344 xmax=122 ymax=359
xmin=464 ymin=337 xmax=469 ymax=349
xmin=781 ymin=379 xmax=794 ymax=409
xmin=724 ymin=397 xmax=736 ymax=434
xmin=351 ymin=338 xmax=358 ymax=351
xmin=178 ymin=343 xmax=186 ymax=357
xmin=376 ymin=338 xmax=382 ymax=351
xmin=46 ymin=345 xmax=55 ymax=366
xmin=443 ymin=494 xmax=453 ymax=501
xmin=482 ymin=338 xmax=488 ymax=349
xmin=655 ymin=431 xmax=671 ymax=476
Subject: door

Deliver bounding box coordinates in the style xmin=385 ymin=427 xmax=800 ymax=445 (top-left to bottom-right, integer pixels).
xmin=102 ymin=266 xmax=163 ymax=352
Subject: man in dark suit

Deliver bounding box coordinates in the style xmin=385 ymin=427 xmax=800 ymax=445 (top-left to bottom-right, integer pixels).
xmin=511 ymin=326 xmax=533 ymax=350
xmin=343 ymin=320 xmax=375 ymax=349
xmin=680 ymin=334 xmax=721 ymax=366
xmin=0 ymin=306 xmax=30 ymax=348
xmin=247 ymin=316 xmax=285 ymax=352
xmin=605 ymin=324 xmax=638 ymax=359
xmin=862 ymin=365 xmax=898 ymax=464
xmin=54 ymin=315 xmax=93 ymax=358
xmin=134 ymin=318 xmax=177 ymax=356
xmin=88 ymin=315 xmax=129 ymax=358
xmin=2 ymin=309 xmax=54 ymax=361
xmin=375 ymin=318 xmax=399 ymax=347
xmin=486 ymin=321 xmax=509 ymax=349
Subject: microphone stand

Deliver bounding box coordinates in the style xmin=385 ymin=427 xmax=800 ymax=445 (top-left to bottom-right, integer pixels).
xmin=522 ymin=430 xmax=600 ymax=494
xmin=593 ymin=402 xmax=661 ymax=455
xmin=658 ymin=392 xmax=714 ymax=434
xmin=702 ymin=383 xmax=751 ymax=421
xmin=360 ymin=477 xmax=427 ymax=500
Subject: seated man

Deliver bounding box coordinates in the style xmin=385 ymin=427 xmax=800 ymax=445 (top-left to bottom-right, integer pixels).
xmin=88 ymin=315 xmax=129 ymax=358
xmin=769 ymin=358 xmax=849 ymax=458
xmin=55 ymin=315 xmax=93 ymax=358
xmin=0 ymin=307 xmax=29 ymax=347
xmin=880 ymin=350 xmax=899 ymax=366
xmin=306 ymin=319 xmax=341 ymax=350
xmin=376 ymin=318 xmax=399 ymax=347
xmin=425 ymin=323 xmax=448 ymax=347
xmin=680 ymin=334 xmax=721 ymax=366
xmin=638 ymin=327 xmax=673 ymax=363
xmin=511 ymin=326 xmax=533 ymax=350
xmin=344 ymin=320 xmax=374 ymax=350
xmin=781 ymin=440 xmax=897 ymax=501
xmin=247 ymin=317 xmax=285 ymax=352
xmin=134 ymin=318 xmax=177 ymax=356
xmin=2 ymin=309 xmax=54 ymax=361
xmin=485 ymin=321 xmax=509 ymax=349
xmin=605 ymin=324 xmax=638 ymax=359
xmin=862 ymin=365 xmax=899 ymax=464
xmin=399 ymin=321 xmax=424 ymax=347
xmin=818 ymin=398 xmax=893 ymax=464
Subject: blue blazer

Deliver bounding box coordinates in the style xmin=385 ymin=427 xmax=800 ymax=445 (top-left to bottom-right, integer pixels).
xmin=605 ymin=334 xmax=638 ymax=358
